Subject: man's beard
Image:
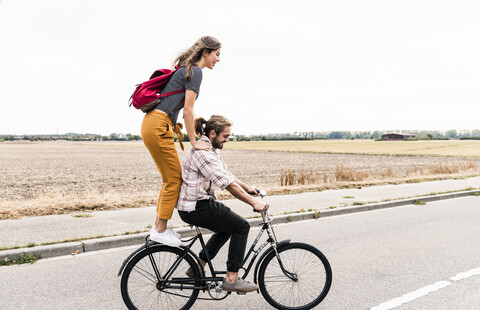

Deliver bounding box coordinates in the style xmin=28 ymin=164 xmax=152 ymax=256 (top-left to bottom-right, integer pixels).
xmin=212 ymin=137 xmax=223 ymax=149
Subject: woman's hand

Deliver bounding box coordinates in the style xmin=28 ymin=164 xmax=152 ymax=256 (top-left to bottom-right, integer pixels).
xmin=192 ymin=140 xmax=212 ymax=151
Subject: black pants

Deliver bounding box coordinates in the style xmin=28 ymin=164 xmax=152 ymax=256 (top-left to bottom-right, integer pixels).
xmin=178 ymin=198 xmax=250 ymax=272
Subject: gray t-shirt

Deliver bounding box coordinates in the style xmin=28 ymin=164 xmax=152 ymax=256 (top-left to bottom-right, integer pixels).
xmin=155 ymin=66 xmax=202 ymax=125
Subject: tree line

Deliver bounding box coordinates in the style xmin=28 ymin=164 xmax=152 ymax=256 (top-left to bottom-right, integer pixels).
xmin=233 ymin=129 xmax=480 ymax=141
xmin=2 ymin=129 xmax=480 ymax=143
xmin=0 ymin=133 xmax=141 ymax=142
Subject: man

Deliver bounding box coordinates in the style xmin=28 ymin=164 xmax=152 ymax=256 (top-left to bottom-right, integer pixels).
xmin=176 ymin=115 xmax=268 ymax=293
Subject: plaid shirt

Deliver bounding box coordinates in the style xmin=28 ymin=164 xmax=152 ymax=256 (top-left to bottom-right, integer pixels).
xmin=176 ymin=135 xmax=234 ymax=212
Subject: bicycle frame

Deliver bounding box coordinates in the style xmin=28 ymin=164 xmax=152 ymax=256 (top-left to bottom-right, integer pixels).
xmin=119 ymin=192 xmax=332 ymax=310
xmin=141 ymin=209 xmax=295 ymax=293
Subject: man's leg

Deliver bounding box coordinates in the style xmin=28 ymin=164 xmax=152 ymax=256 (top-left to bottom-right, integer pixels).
xmin=178 ymin=199 xmax=257 ymax=292
xmin=179 ymin=200 xmax=232 ymax=261
xmin=178 ymin=199 xmax=250 ymax=268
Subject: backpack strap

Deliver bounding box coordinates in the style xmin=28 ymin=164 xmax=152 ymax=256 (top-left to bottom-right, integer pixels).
xmin=158 ymin=89 xmax=185 ymax=97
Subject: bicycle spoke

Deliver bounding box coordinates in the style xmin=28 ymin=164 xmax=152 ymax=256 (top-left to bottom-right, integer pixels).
xmin=259 ymin=243 xmax=332 ymax=309
xmin=130 ymin=264 xmax=157 ymax=284
xmin=121 ymin=245 xmax=200 ymax=310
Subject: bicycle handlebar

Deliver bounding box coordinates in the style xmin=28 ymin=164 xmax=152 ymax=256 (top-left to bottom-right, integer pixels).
xmin=256 ymin=189 xmax=267 ymax=198
xmin=253 ymin=189 xmax=269 ymax=213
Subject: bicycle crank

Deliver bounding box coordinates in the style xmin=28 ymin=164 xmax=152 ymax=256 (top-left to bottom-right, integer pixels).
xmin=207 ymin=282 xmax=229 ymax=300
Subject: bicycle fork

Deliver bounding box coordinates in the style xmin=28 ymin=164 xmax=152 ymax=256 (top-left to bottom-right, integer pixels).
xmin=263 ymin=215 xmax=298 ymax=282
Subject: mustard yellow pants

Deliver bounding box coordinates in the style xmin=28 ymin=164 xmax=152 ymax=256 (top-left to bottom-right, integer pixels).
xmin=141 ymin=110 xmax=183 ymax=220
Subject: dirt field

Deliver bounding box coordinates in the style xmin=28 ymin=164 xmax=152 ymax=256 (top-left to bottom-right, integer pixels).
xmin=226 ymin=140 xmax=480 ymax=157
xmin=1 ymin=140 xmax=479 ymax=219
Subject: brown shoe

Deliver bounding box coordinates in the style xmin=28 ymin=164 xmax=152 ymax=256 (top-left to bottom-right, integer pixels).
xmin=221 ymin=277 xmax=258 ymax=293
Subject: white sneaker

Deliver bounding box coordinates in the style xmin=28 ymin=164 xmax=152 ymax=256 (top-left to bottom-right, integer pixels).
xmin=149 ymin=227 xmax=181 ymax=247
xmin=167 ymin=226 xmax=181 ymax=239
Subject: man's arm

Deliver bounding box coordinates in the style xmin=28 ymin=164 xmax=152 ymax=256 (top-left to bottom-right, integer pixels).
xmin=227 ymin=172 xmax=257 ymax=195
xmin=194 ymin=152 xmax=267 ymax=212
xmin=226 ymin=181 xmax=267 ymax=212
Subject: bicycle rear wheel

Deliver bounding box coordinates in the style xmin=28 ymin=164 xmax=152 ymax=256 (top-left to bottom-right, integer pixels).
xmin=120 ymin=245 xmax=200 ymax=310
xmin=258 ymin=242 xmax=332 ymax=310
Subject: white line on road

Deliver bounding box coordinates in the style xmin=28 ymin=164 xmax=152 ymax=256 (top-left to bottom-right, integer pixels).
xmin=450 ymin=267 xmax=480 ymax=282
xmin=370 ymin=281 xmax=451 ymax=310
xmin=370 ymin=267 xmax=480 ymax=310
xmin=35 ymin=244 xmax=140 ymax=263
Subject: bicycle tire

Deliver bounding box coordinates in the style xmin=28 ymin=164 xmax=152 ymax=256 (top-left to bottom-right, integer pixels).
xmin=120 ymin=245 xmax=200 ymax=310
xmin=258 ymin=242 xmax=332 ymax=310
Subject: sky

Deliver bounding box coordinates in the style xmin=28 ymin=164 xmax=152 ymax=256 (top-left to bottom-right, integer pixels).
xmin=1 ymin=0 xmax=479 ymax=136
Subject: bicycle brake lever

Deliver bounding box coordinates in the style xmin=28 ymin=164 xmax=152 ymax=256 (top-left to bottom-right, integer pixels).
xmin=256 ymin=189 xmax=267 ymax=198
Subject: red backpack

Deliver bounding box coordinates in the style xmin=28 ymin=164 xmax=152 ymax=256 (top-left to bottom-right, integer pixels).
xmin=129 ymin=66 xmax=184 ymax=113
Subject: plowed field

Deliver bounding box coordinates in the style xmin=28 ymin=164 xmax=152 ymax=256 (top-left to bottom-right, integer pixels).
xmin=1 ymin=140 xmax=479 ymax=219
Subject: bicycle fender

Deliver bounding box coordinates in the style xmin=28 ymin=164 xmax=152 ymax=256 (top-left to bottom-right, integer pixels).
xmin=187 ymin=251 xmax=206 ymax=277
xmin=117 ymin=243 xmax=149 ymax=276
xmin=117 ymin=242 xmax=182 ymax=276
xmin=253 ymin=240 xmax=291 ymax=284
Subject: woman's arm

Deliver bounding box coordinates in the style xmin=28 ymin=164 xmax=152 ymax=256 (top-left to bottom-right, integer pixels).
xmin=184 ymin=90 xmax=211 ymax=150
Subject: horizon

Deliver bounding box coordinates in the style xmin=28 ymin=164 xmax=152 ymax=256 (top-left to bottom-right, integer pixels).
xmin=1 ymin=128 xmax=478 ymax=137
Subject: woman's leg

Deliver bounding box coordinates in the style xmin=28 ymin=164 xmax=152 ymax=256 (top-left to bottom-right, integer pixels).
xmin=141 ymin=111 xmax=182 ymax=234
xmin=154 ymin=216 xmax=167 ymax=233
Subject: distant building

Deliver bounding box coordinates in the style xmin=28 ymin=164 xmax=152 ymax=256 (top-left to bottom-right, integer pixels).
xmin=381 ymin=133 xmax=416 ymax=141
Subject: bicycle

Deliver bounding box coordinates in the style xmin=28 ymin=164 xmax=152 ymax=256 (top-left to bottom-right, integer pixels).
xmin=118 ymin=191 xmax=332 ymax=309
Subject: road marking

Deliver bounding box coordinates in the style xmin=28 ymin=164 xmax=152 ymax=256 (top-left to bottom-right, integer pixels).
xmin=370 ymin=281 xmax=451 ymax=310
xmin=371 ymin=266 xmax=480 ymax=310
xmin=36 ymin=244 xmax=140 ymax=263
xmin=450 ymin=267 xmax=480 ymax=281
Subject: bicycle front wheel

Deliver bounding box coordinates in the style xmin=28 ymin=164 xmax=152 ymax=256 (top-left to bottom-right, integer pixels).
xmin=258 ymin=242 xmax=332 ymax=310
xmin=120 ymin=245 xmax=200 ymax=310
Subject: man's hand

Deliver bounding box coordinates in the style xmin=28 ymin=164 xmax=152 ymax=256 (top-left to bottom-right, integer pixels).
xmin=245 ymin=186 xmax=258 ymax=195
xmin=226 ymin=182 xmax=267 ymax=212
xmin=253 ymin=201 xmax=268 ymax=212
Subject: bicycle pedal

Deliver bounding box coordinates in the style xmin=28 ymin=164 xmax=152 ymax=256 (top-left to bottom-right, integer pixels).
xmin=236 ymin=292 xmax=246 ymax=295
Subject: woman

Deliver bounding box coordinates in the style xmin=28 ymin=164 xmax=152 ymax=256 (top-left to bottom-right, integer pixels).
xmin=141 ymin=36 xmax=222 ymax=246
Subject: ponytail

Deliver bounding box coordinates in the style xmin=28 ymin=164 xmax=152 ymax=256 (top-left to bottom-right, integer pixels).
xmin=194 ymin=117 xmax=208 ymax=137
xmin=194 ymin=115 xmax=233 ymax=138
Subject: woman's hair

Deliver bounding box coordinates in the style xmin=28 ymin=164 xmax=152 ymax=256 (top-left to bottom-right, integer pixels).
xmin=173 ymin=36 xmax=222 ymax=80
xmin=194 ymin=115 xmax=233 ymax=137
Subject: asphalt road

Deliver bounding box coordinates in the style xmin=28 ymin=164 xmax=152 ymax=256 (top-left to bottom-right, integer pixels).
xmin=1 ymin=196 xmax=479 ymax=309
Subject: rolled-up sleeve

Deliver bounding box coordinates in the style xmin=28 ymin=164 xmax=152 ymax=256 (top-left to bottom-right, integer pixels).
xmin=194 ymin=151 xmax=234 ymax=190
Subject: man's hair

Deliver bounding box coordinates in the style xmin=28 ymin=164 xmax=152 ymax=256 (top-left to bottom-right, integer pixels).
xmin=194 ymin=115 xmax=233 ymax=137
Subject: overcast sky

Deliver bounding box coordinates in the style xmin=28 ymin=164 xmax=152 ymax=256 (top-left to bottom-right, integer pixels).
xmin=1 ymin=0 xmax=479 ymax=135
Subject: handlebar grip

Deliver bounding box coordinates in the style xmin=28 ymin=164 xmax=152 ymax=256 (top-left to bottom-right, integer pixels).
xmin=253 ymin=204 xmax=269 ymax=213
